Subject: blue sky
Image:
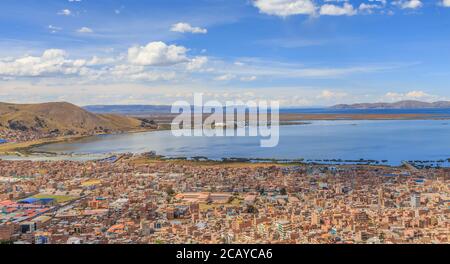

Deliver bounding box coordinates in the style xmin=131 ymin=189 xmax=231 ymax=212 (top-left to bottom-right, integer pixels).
xmin=0 ymin=0 xmax=450 ymax=106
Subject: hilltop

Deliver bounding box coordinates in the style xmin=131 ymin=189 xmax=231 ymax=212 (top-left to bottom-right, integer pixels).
xmin=0 ymin=102 xmax=156 ymax=137
xmin=331 ymin=100 xmax=450 ymax=109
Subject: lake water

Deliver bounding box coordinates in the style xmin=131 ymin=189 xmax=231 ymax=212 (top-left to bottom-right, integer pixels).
xmin=30 ymin=120 xmax=450 ymax=167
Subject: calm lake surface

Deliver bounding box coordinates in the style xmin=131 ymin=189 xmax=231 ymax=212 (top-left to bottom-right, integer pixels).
xmin=31 ymin=120 xmax=450 ymax=166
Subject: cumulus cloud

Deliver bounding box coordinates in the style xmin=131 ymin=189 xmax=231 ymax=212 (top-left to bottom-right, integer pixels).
xmin=186 ymin=56 xmax=208 ymax=71
xmin=109 ymin=65 xmax=176 ymax=81
xmin=253 ymin=0 xmax=316 ymax=17
xmin=86 ymin=56 xmax=115 ymax=66
xmin=359 ymin=2 xmax=385 ymax=14
xmin=127 ymin=41 xmax=189 ymax=66
xmin=57 ymin=9 xmax=71 ymax=16
xmin=320 ymin=3 xmax=357 ymax=16
xmin=77 ymin=27 xmax=93 ymax=33
xmin=170 ymin=22 xmax=207 ymax=34
xmin=394 ymin=0 xmax=423 ymax=9
xmin=251 ymin=0 xmax=435 ymax=17
xmin=405 ymin=90 xmax=429 ymax=98
xmin=0 ymin=41 xmax=205 ymax=82
xmin=0 ymin=49 xmax=86 ymax=77
xmin=317 ymin=90 xmax=348 ymax=100
xmin=384 ymin=90 xmax=435 ymax=101
xmin=0 ymin=39 xmax=419 ymax=104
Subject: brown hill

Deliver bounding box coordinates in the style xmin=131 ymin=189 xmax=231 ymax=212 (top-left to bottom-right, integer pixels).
xmin=0 ymin=102 xmax=152 ymax=135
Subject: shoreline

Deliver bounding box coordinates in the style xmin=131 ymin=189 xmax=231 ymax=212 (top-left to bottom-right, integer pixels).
xmin=1 ymin=115 xmax=449 ymax=168
xmin=130 ymin=155 xmax=401 ymax=169
xmin=146 ymin=155 xmax=450 ymax=169
xmin=0 ymin=127 xmax=162 ymax=156
xmin=0 ymin=136 xmax=86 ymax=156
xmin=2 ymin=149 xmax=449 ymax=169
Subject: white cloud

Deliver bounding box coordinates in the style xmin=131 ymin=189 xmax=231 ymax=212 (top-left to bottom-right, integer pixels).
xmin=57 ymin=9 xmax=71 ymax=16
xmin=250 ymin=0 xmax=437 ymax=18
xmin=86 ymin=56 xmax=115 ymax=66
xmin=320 ymin=3 xmax=357 ymax=16
xmin=253 ymin=0 xmax=316 ymax=17
xmin=214 ymin=74 xmax=235 ymax=81
xmin=442 ymin=0 xmax=450 ymax=7
xmin=359 ymin=2 xmax=384 ymax=14
xmin=385 ymin=92 xmax=401 ymax=99
xmin=395 ymin=0 xmax=423 ymax=9
xmin=0 ymin=42 xmax=194 ymax=82
xmin=317 ymin=90 xmax=347 ymax=99
xmin=0 ymin=40 xmax=421 ymax=107
xmin=170 ymin=22 xmax=207 ymax=34
xmin=383 ymin=90 xmax=435 ymax=101
xmin=109 ymin=65 xmax=176 ymax=81
xmin=48 ymin=25 xmax=62 ymax=33
xmin=405 ymin=90 xmax=429 ymax=98
xmin=240 ymin=76 xmax=257 ymax=82
xmin=186 ymin=56 xmax=208 ymax=71
xmin=127 ymin=41 xmax=189 ymax=66
xmin=0 ymin=47 xmax=407 ymax=86
xmin=0 ymin=49 xmax=86 ymax=77
xmin=77 ymin=27 xmax=94 ymax=33
xmin=359 ymin=4 xmax=377 ymax=11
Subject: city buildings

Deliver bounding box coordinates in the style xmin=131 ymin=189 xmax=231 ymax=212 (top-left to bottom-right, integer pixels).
xmin=0 ymin=155 xmax=448 ymax=244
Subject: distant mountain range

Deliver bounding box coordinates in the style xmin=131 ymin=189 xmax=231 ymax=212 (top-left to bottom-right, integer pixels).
xmin=83 ymin=101 xmax=450 ymax=115
xmin=84 ymin=105 xmax=172 ymax=115
xmin=331 ymin=100 xmax=450 ymax=109
xmin=84 ymin=100 xmax=450 ymax=115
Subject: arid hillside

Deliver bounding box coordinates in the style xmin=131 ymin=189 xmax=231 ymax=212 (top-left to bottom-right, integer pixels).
xmin=0 ymin=102 xmax=155 ymax=136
